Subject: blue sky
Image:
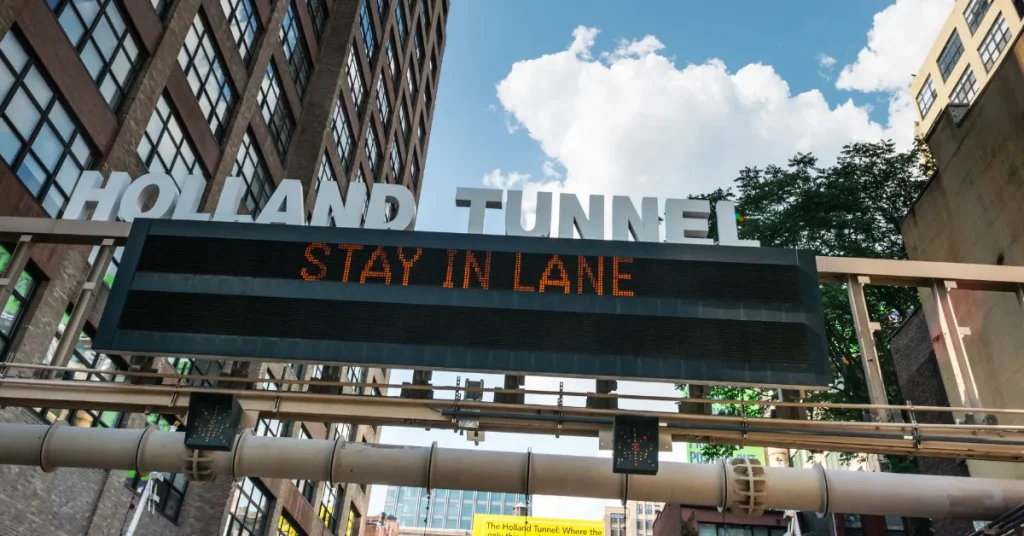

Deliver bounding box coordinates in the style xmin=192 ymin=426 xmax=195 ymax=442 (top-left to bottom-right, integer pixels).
xmin=370 ymin=0 xmax=953 ymax=521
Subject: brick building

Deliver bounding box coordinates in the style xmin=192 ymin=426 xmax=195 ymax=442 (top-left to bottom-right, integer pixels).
xmin=0 ymin=0 xmax=449 ymax=534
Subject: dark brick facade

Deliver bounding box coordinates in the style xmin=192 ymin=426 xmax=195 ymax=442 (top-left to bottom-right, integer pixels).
xmin=890 ymin=309 xmax=976 ymax=536
xmin=0 ymin=0 xmax=446 ymax=533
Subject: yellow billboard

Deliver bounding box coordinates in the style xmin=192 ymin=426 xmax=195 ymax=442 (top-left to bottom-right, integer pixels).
xmin=473 ymin=515 xmax=604 ymax=536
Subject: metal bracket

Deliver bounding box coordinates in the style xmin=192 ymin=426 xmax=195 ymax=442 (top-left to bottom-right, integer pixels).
xmin=556 ymin=381 xmax=564 ymax=438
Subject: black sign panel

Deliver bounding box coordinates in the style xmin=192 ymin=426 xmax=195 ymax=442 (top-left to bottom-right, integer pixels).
xmin=613 ymin=415 xmax=660 ymax=475
xmin=95 ymin=219 xmax=830 ymax=387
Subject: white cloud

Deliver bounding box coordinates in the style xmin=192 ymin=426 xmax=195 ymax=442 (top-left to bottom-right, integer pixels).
xmin=492 ymin=28 xmax=919 ymax=232
xmin=836 ymin=0 xmax=952 ymax=92
xmin=818 ymin=53 xmax=837 ymax=69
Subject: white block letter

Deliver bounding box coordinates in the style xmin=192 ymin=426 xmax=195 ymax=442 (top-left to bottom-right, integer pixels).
xmin=611 ymin=196 xmax=659 ymax=242
xmin=505 ymin=190 xmax=552 ymax=237
xmin=172 ymin=175 xmax=212 ymax=221
xmin=665 ymin=198 xmax=712 ymax=245
xmin=364 ymin=183 xmax=417 ymax=230
xmin=212 ymin=176 xmax=253 ymax=223
xmin=62 ymin=171 xmax=131 ymax=221
xmin=716 ymin=200 xmax=760 ymax=247
xmin=117 ymin=173 xmax=179 ymax=222
xmin=557 ymin=193 xmax=604 ymax=240
xmin=255 ymin=178 xmax=306 ymax=225
xmin=455 ymin=187 xmax=503 ymax=235
xmin=310 ymin=181 xmax=366 ymax=228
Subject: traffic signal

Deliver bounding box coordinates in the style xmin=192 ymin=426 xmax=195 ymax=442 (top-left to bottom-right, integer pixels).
xmin=612 ymin=415 xmax=659 ymax=475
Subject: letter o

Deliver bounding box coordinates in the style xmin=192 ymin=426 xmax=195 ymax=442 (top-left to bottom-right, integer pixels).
xmin=117 ymin=173 xmax=180 ymax=222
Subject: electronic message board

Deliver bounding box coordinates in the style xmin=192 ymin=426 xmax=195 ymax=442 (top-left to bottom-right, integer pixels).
xmin=94 ymin=219 xmax=830 ymax=387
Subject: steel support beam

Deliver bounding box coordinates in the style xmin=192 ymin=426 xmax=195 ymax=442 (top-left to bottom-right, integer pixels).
xmin=0 ymin=235 xmax=33 ymax=351
xmin=47 ymin=240 xmax=114 ymax=379
xmin=846 ymin=276 xmax=890 ymax=422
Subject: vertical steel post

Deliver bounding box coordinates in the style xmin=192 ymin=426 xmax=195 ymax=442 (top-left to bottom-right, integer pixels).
xmin=846 ymin=276 xmax=890 ymax=421
xmin=47 ymin=240 xmax=115 ymax=379
xmin=0 ymin=235 xmax=34 ymax=310
xmin=928 ymin=280 xmax=983 ymax=412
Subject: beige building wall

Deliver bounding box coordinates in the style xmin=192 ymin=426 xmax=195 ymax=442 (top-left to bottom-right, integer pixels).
xmin=902 ymin=26 xmax=1024 ymax=481
xmin=910 ymin=0 xmax=1024 ymax=137
xmin=604 ymin=501 xmax=663 ymax=536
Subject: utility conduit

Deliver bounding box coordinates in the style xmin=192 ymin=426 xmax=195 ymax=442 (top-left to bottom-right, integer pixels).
xmin=2 ymin=422 xmax=1022 ymax=519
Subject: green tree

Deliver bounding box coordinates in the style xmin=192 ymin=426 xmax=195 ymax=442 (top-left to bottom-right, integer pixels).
xmin=683 ymin=140 xmax=930 ymax=466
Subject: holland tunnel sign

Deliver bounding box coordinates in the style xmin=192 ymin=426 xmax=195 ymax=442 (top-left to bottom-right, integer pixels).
xmin=93 ymin=219 xmax=831 ymax=388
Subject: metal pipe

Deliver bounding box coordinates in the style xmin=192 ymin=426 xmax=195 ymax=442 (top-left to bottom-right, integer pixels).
xmin=3 ymin=423 xmax=1024 ymax=519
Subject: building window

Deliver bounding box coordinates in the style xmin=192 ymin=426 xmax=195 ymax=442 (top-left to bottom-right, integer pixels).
xmin=307 ymin=0 xmax=328 ymax=42
xmin=179 ymin=12 xmax=236 ymax=140
xmin=258 ymin=62 xmax=294 ymax=158
xmin=949 ymin=65 xmax=979 ymax=104
xmin=220 ymin=0 xmax=261 ymax=65
xmin=169 ymin=357 xmax=225 ymax=388
xmin=405 ymin=64 xmax=415 ymax=95
xmin=331 ymin=98 xmax=356 ymax=171
xmin=347 ymin=507 xmax=362 ymax=536
xmin=151 ymin=0 xmax=169 ymax=19
xmin=916 ymin=75 xmax=937 ymax=118
xmin=979 ymin=13 xmax=1011 ymax=71
xmin=336 ymin=422 xmax=352 ymax=441
xmin=0 ymin=245 xmax=38 ymax=362
xmin=292 ymin=426 xmax=317 ymax=502
xmin=320 ymin=482 xmax=342 ymax=531
xmin=281 ymin=2 xmax=313 ymax=98
xmin=364 ymin=127 xmax=381 ymax=179
xmin=424 ymin=85 xmax=433 ymax=114
xmin=396 ymin=2 xmax=407 ymax=41
xmin=39 ymin=314 xmax=125 ymax=427
xmin=127 ymin=466 xmax=189 ymax=523
xmin=359 ymin=0 xmax=377 ymax=58
xmin=386 ymin=37 xmax=399 ymax=84
xmin=409 ymin=153 xmax=419 ymax=190
xmin=87 ymin=245 xmax=123 ymax=288
xmin=389 ymin=141 xmax=402 ymax=180
xmin=138 ymin=94 xmax=203 ymax=189
xmin=278 ymin=512 xmax=307 ymax=536
xmin=0 ymin=32 xmax=97 ymax=217
xmin=417 ymin=116 xmax=425 ymax=145
xmin=430 ymin=50 xmax=438 ymax=82
xmin=226 ymin=478 xmax=273 ymax=536
xmin=435 ymin=16 xmax=444 ymax=48
xmin=937 ymin=30 xmax=964 ymax=81
xmin=49 ymin=0 xmax=144 ymax=112
xmin=232 ymin=131 xmax=273 ymax=216
xmin=964 ymin=0 xmax=992 ymax=33
xmin=420 ymin=0 xmax=431 ymax=23
xmin=347 ymin=366 xmax=366 ymax=395
xmin=399 ymin=102 xmax=410 ymax=141
xmin=254 ymin=394 xmax=291 ymax=437
xmin=414 ymin=27 xmax=425 ymax=65
xmin=843 ymin=515 xmax=864 ymax=536
xmin=347 ymin=46 xmax=366 ymax=112
xmin=317 ymin=152 xmax=336 ymax=191
xmin=376 ymin=78 xmax=390 ymax=126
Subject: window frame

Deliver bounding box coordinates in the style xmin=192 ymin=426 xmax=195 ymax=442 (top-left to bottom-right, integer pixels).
xmin=220 ymin=0 xmax=262 ymax=66
xmin=278 ymin=511 xmax=308 ymax=536
xmin=949 ymin=65 xmax=979 ymax=105
xmin=258 ymin=61 xmax=295 ymax=158
xmin=359 ymin=0 xmax=377 ymax=59
xmin=964 ymin=0 xmax=993 ymax=34
xmin=937 ymin=30 xmax=965 ymax=81
xmin=915 ymin=75 xmax=937 ymax=118
xmin=225 ymin=478 xmax=274 ymax=536
xmin=376 ymin=77 xmax=390 ymax=126
xmin=320 ymin=481 xmax=343 ymax=531
xmin=306 ymin=0 xmax=328 ymax=42
xmin=347 ymin=46 xmax=367 ymax=113
xmin=178 ymin=9 xmax=236 ymax=140
xmin=280 ymin=2 xmax=314 ymax=99
xmin=364 ymin=126 xmax=382 ymax=180
xmin=0 ymin=31 xmax=99 ymax=217
xmin=0 ymin=244 xmax=41 ymax=363
xmin=979 ymin=12 xmax=1011 ymax=72
xmin=137 ymin=93 xmax=205 ymax=189
xmin=389 ymin=140 xmax=402 ymax=181
xmin=48 ymin=0 xmax=145 ymax=112
xmin=232 ymin=130 xmax=274 ymax=217
xmin=332 ymin=98 xmax=356 ymax=172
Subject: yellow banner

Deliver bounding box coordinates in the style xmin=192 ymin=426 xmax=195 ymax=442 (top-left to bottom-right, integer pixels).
xmin=473 ymin=515 xmax=604 ymax=536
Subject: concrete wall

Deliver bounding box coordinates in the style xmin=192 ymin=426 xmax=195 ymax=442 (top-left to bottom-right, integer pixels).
xmin=901 ymin=23 xmax=1024 ymax=482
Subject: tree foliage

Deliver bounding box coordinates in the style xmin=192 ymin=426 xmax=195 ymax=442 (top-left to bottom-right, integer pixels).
xmin=683 ymin=140 xmax=931 ymax=467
